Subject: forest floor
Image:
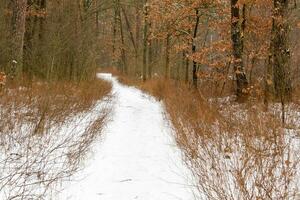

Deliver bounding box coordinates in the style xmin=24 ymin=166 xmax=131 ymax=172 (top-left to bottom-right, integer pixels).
xmin=57 ymin=73 xmax=198 ymax=200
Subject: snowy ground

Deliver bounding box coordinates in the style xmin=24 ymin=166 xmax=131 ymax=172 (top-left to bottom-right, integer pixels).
xmin=57 ymin=73 xmax=197 ymax=200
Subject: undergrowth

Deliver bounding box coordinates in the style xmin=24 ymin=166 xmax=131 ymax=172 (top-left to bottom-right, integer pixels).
xmin=113 ymin=72 xmax=300 ymax=200
xmin=0 ymin=78 xmax=112 ymax=199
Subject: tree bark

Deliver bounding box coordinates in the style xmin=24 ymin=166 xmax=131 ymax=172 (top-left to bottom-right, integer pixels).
xmin=231 ymin=0 xmax=248 ymax=100
xmin=38 ymin=0 xmax=46 ymax=41
xmin=95 ymin=0 xmax=99 ymax=36
xmin=122 ymin=6 xmax=137 ymax=56
xmin=117 ymin=1 xmax=127 ymax=74
xmin=192 ymin=9 xmax=200 ymax=88
xmin=135 ymin=0 xmax=141 ymax=75
xmin=23 ymin=0 xmax=37 ymax=77
xmin=112 ymin=1 xmax=118 ymax=67
xmin=184 ymin=51 xmax=189 ymax=83
xmin=142 ymin=1 xmax=149 ymax=81
xmin=148 ymin=37 xmax=153 ymax=79
xmin=271 ymin=0 xmax=292 ymax=101
xmin=165 ymin=33 xmax=170 ymax=79
xmin=11 ymin=0 xmax=27 ymax=78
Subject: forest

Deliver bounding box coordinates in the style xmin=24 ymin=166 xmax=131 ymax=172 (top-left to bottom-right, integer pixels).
xmin=0 ymin=0 xmax=300 ymax=199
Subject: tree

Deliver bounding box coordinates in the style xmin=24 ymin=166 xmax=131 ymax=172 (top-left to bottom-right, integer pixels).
xmin=231 ymin=0 xmax=248 ymax=100
xmin=23 ymin=0 xmax=47 ymax=79
xmin=192 ymin=9 xmax=200 ymax=88
xmin=10 ymin=0 xmax=27 ymax=78
xmin=271 ymin=0 xmax=292 ymax=100
xmin=142 ymin=1 xmax=149 ymax=81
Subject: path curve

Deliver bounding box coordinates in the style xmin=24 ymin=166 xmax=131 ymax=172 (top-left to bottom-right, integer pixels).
xmin=58 ymin=73 xmax=197 ymax=200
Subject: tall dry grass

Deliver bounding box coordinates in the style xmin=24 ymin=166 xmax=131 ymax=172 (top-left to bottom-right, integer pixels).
xmin=128 ymin=77 xmax=300 ymax=200
xmin=0 ymin=79 xmax=112 ymax=199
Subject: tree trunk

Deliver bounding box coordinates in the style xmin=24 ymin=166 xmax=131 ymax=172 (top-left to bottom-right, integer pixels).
xmin=264 ymin=55 xmax=275 ymax=105
xmin=231 ymin=0 xmax=248 ymax=100
xmin=38 ymin=0 xmax=46 ymax=41
xmin=142 ymin=1 xmax=149 ymax=82
xmin=38 ymin=0 xmax=46 ymax=78
xmin=271 ymin=0 xmax=292 ymax=101
xmin=11 ymin=0 xmax=27 ymax=78
xmin=148 ymin=38 xmax=153 ymax=79
xmin=112 ymin=1 xmax=118 ymax=67
xmin=135 ymin=0 xmax=141 ymax=76
xmin=95 ymin=0 xmax=99 ymax=36
xmin=165 ymin=33 xmax=170 ymax=79
xmin=117 ymin=2 xmax=127 ymax=74
xmin=184 ymin=51 xmax=189 ymax=83
xmin=122 ymin=6 xmax=137 ymax=58
xmin=23 ymin=0 xmax=38 ymax=78
xmin=176 ymin=52 xmax=183 ymax=82
xmin=192 ymin=9 xmax=200 ymax=88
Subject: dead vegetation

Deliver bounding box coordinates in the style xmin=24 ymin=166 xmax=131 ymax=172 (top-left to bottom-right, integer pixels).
xmin=0 ymin=78 xmax=112 ymax=199
xmin=115 ymin=74 xmax=300 ymax=200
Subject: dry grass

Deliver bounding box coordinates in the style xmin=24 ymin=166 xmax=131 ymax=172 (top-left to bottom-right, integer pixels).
xmin=0 ymin=79 xmax=112 ymax=199
xmin=117 ymin=75 xmax=300 ymax=200
xmin=98 ymin=67 xmax=142 ymax=87
xmin=3 ymin=79 xmax=111 ymax=119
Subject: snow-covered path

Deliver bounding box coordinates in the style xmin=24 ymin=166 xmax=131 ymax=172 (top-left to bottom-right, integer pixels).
xmin=58 ymin=73 xmax=197 ymax=200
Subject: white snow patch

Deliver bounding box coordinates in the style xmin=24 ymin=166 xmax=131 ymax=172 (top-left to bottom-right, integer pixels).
xmin=57 ymin=73 xmax=198 ymax=200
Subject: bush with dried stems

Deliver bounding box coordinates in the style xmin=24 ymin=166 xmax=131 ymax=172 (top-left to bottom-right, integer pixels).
xmin=0 ymin=79 xmax=112 ymax=199
xmin=120 ymin=76 xmax=300 ymax=200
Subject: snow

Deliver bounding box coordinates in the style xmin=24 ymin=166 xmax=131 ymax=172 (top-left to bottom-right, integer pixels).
xmin=0 ymin=88 xmax=111 ymax=199
xmin=57 ymin=73 xmax=197 ymax=200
